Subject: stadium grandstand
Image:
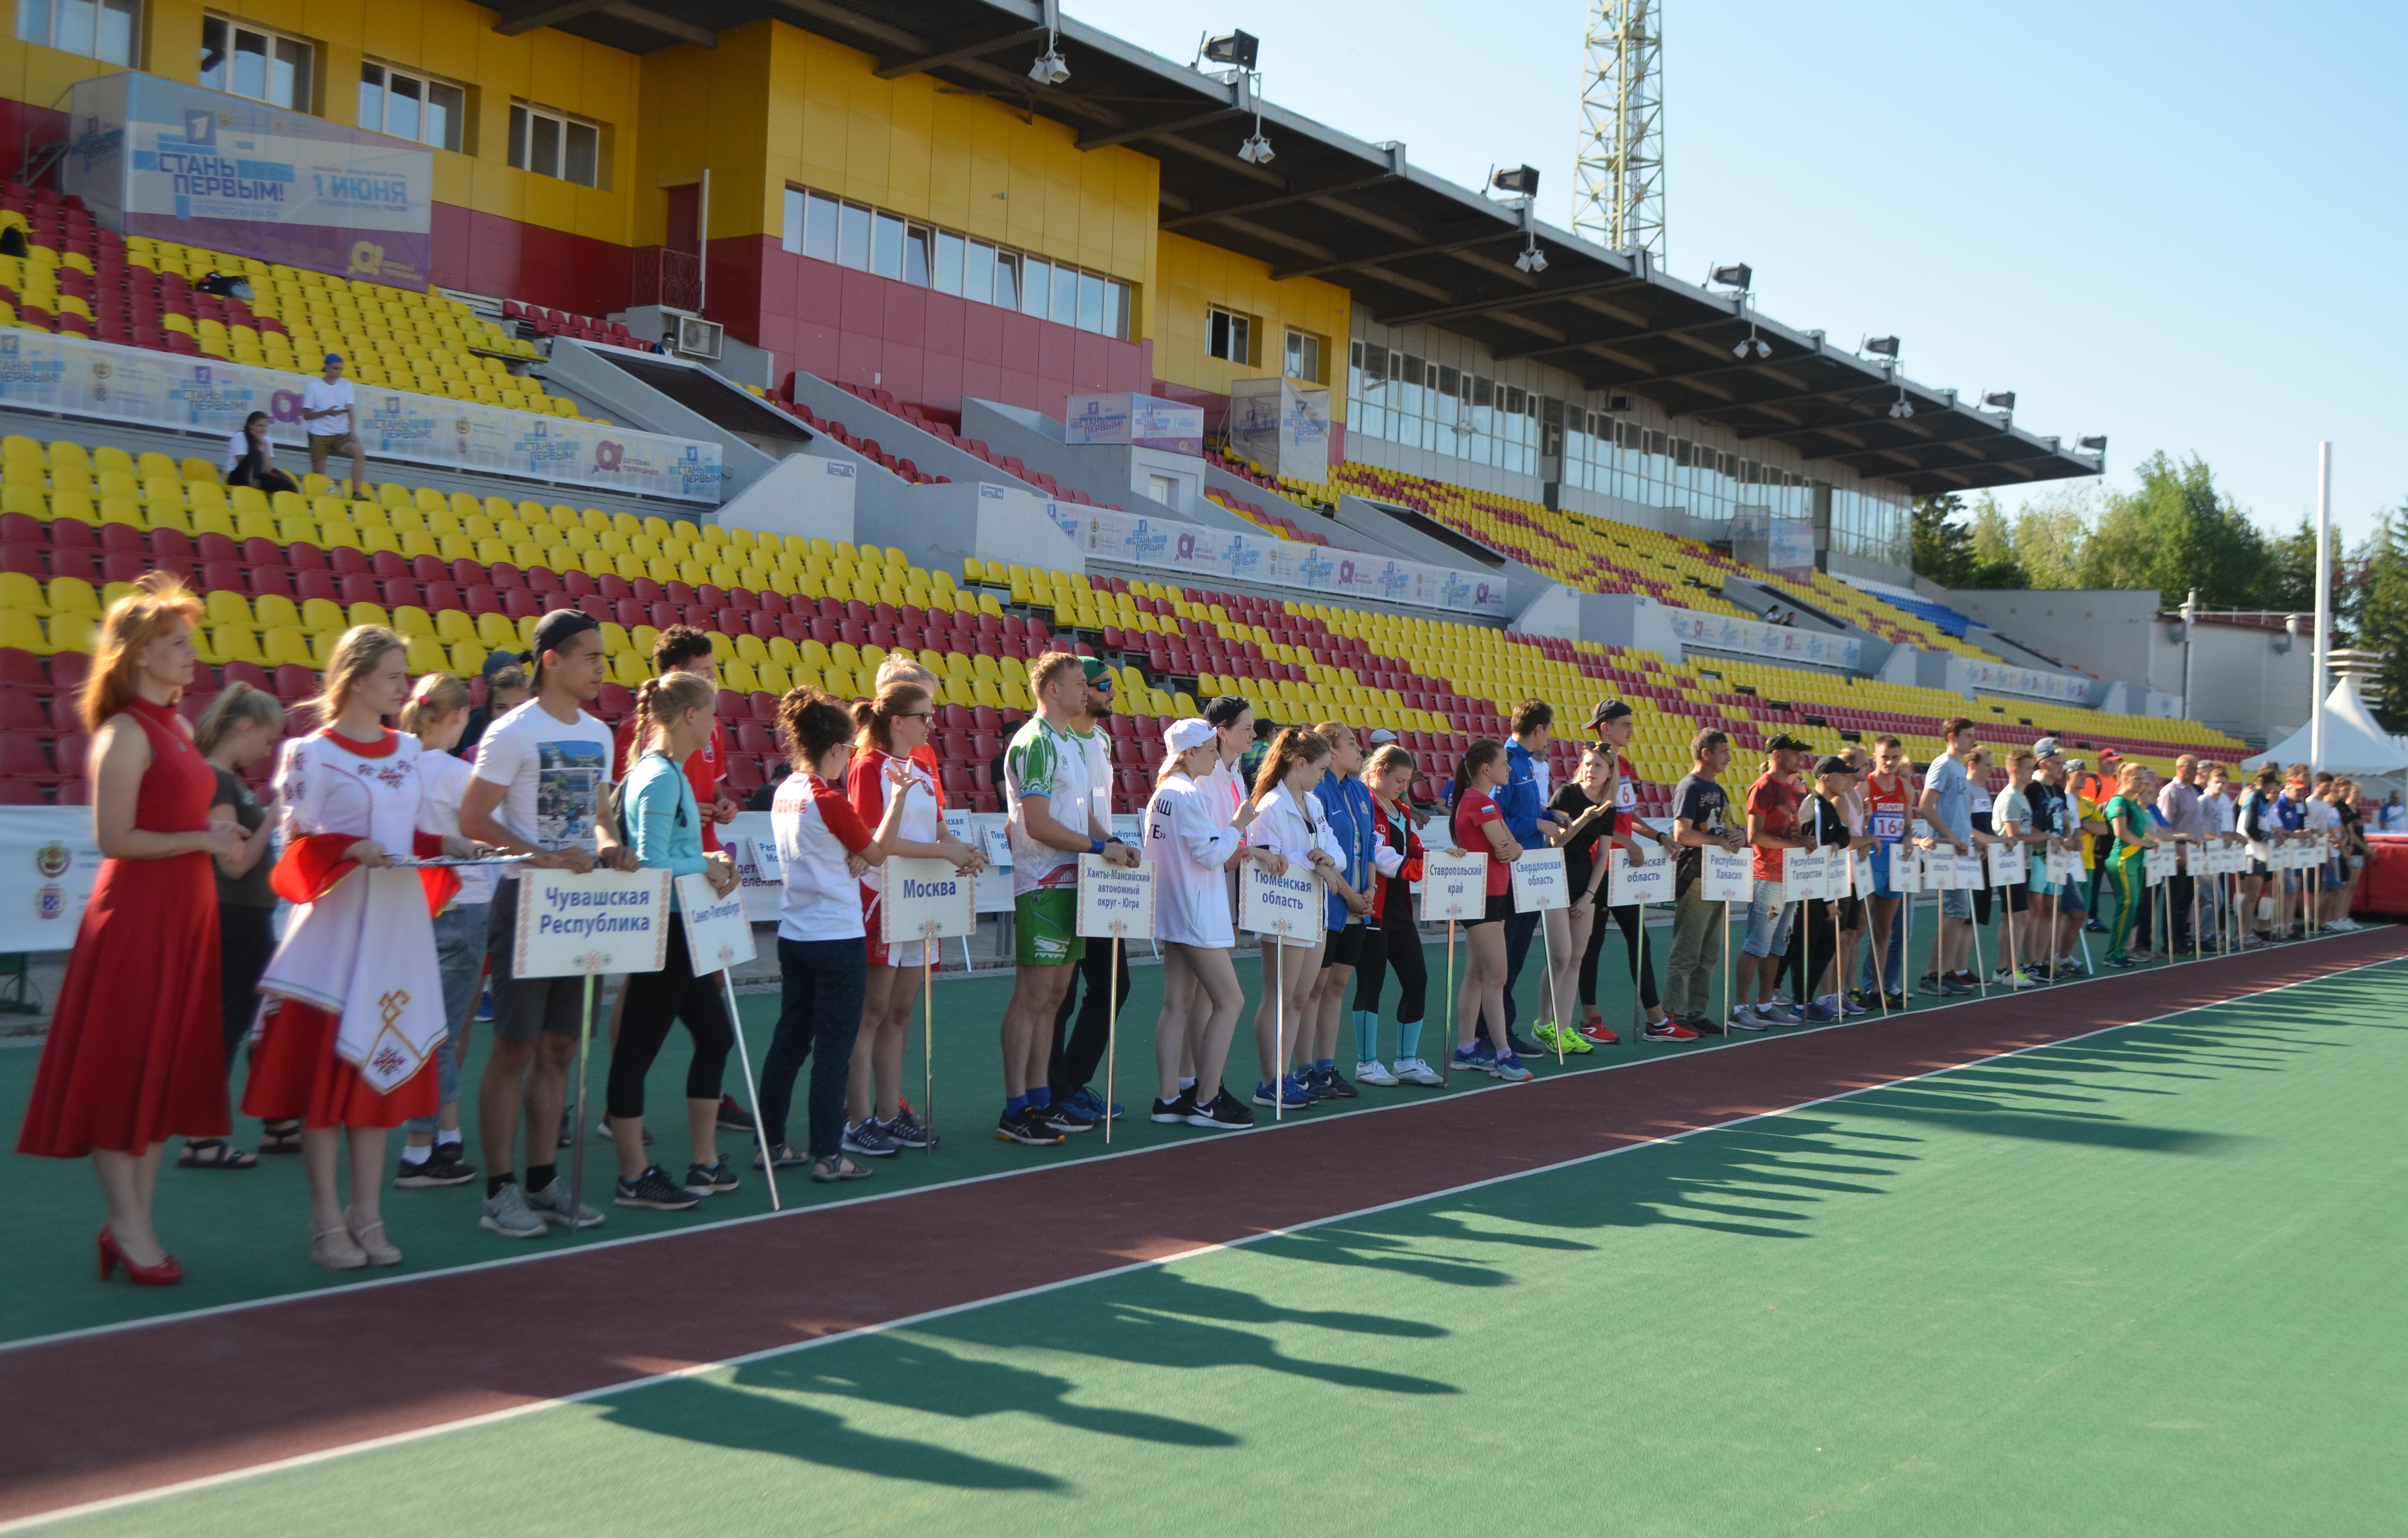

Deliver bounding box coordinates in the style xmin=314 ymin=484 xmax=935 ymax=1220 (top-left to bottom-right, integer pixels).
xmin=0 ymin=0 xmax=2255 ymax=809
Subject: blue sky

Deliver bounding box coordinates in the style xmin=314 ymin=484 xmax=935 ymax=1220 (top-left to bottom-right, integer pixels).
xmin=1071 ymin=0 xmax=2406 ymax=550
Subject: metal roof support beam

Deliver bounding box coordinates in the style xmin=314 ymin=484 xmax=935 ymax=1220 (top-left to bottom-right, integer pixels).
xmin=1354 ymin=264 xmax=1453 ymax=303
xmin=1147 ymin=131 xmax=1285 ymax=187
xmin=765 ymin=0 xmax=928 ymax=52
xmin=1271 ymin=226 xmax=1516 ymax=282
xmin=1080 ymin=104 xmax=1242 ymax=152
xmin=1158 ymin=166 xmax=1408 ymax=231
xmin=601 ymin=3 xmax=716 ymax=45
xmin=493 ymin=0 xmax=612 ymax=34
xmin=1491 ymin=312 xmax=1740 ymax=364
xmin=1376 ymin=272 xmax=1644 ymax=329
xmin=874 ymin=26 xmax=1049 ymax=78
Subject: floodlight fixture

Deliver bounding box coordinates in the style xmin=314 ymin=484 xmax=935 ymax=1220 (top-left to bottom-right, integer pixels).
xmin=1202 ymin=29 xmax=1260 ymax=70
xmin=1515 ymin=241 xmax=1548 ymax=274
xmin=1237 ymin=131 xmax=1275 ymax=165
xmin=2078 ymin=434 xmax=2108 ymax=455
xmin=1862 ymin=334 xmax=1900 ymax=359
xmin=1709 ymin=262 xmax=1752 ymax=292
xmin=1982 ymin=389 xmax=2016 ymax=412
xmin=1492 ymin=165 xmax=1540 ymax=200
xmin=1888 ymin=389 xmax=1915 ymax=420
xmin=1029 ymin=44 xmax=1070 ymax=85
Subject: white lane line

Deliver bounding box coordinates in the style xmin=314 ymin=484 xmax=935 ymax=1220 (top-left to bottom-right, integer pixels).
xmin=2 ymin=950 xmax=2395 ymax=1536
xmin=0 ymin=928 xmax=2384 ymax=1362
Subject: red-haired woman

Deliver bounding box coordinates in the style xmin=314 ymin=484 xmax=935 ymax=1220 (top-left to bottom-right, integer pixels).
xmin=18 ymin=574 xmax=247 ymax=1285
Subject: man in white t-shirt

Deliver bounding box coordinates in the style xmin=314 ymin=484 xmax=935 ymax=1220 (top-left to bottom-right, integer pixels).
xmin=998 ymin=651 xmax=1136 ymax=1145
xmin=1048 ymin=657 xmax=1132 ymax=1124
xmin=459 ymin=609 xmax=636 ymax=1239
xmin=300 ymin=351 xmax=365 ymax=500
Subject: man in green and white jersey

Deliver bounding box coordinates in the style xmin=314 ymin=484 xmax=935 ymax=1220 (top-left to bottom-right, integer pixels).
xmin=998 ymin=651 xmax=1137 ymax=1145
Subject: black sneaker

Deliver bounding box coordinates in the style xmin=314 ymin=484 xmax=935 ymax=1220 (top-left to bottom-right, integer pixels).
xmin=1152 ymin=1090 xmax=1197 ymax=1124
xmin=2084 ymin=918 xmax=2108 ymax=933
xmin=394 ymin=1147 xmax=478 ymax=1188
xmin=1039 ymin=1099 xmax=1097 ymax=1134
xmin=752 ymin=1142 xmax=809 ymax=1170
xmin=880 ymin=1110 xmax=937 ymax=1150
xmin=683 ymin=1159 xmax=740 ymax=1195
xmin=841 ymin=1119 xmax=898 ymax=1157
xmin=1505 ymin=1031 xmax=1545 ymax=1059
xmin=1185 ymin=1089 xmax=1255 ymax=1130
xmin=1310 ymin=1066 xmax=1360 ymax=1100
xmin=996 ymin=1108 xmax=1064 ymax=1146
xmin=615 ymin=1165 xmax=701 ymax=1210
xmin=715 ymin=1096 xmax=756 ymax=1134
xmin=1882 ymin=992 xmax=1908 ymax=1011
xmin=1683 ymin=1015 xmax=1726 ymax=1036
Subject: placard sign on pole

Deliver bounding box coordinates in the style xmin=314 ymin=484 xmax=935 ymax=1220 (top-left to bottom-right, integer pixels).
xmin=2144 ymin=846 xmax=2171 ymax=887
xmin=1779 ymin=846 xmax=1828 ymax=909
xmin=1606 ymin=840 xmax=1673 ymax=907
xmin=1077 ymin=856 xmax=1153 ymax=1144
xmin=1825 ymin=849 xmax=1855 ymax=902
xmin=1419 ymin=853 xmax=1489 ymax=921
xmin=1511 ymin=847 xmax=1570 ymax=912
xmin=1889 ymin=845 xmax=1923 ymax=895
xmin=1987 ymin=842 xmax=2024 ymax=889
xmin=1699 ymin=846 xmax=1753 ymax=904
xmin=880 ymin=858 xmax=979 ymax=945
xmin=675 ymin=872 xmax=778 ymax=1208
xmin=1241 ymin=861 xmax=1321 ymax=939
xmin=512 ymin=866 xmax=671 ymax=1241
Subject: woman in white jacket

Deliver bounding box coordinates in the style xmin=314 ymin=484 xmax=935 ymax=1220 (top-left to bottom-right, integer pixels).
xmin=1243 ymin=728 xmax=1345 ymax=1112
xmin=1145 ymin=718 xmax=1282 ymax=1131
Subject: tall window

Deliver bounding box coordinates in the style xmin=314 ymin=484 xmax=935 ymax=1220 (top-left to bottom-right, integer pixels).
xmin=200 ymin=15 xmax=313 ymax=110
xmin=361 ymin=63 xmax=464 ymax=152
xmin=1283 ymin=328 xmax=1324 ymax=384
xmin=18 ymin=0 xmax=138 ymax=63
xmin=509 ymin=101 xmax=601 ymax=187
xmin=1207 ymin=305 xmax=1253 ymax=365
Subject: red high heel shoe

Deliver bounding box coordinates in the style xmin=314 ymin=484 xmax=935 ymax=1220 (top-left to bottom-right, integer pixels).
xmin=97 ymin=1226 xmax=184 ymax=1286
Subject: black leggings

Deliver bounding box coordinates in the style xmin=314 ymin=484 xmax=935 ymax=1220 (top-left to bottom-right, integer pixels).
xmin=1580 ymin=901 xmax=1660 ymax=1012
xmin=218 ymin=902 xmax=276 ymax=1066
xmin=606 ymin=912 xmax=735 ymax=1122
xmin=1352 ymin=897 xmax=1428 ymax=1024
xmin=1783 ymin=899 xmax=1841 ymax=1002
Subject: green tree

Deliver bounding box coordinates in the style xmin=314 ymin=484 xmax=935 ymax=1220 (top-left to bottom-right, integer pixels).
xmin=2353 ymin=508 xmax=2408 ymax=733
xmin=2008 ymin=485 xmax=2093 ymax=589
xmin=2263 ymin=514 xmax=2318 ymax=614
xmin=1912 ymin=492 xmax=2026 ymax=589
xmin=1965 ymin=494 xmax=2028 ymax=587
xmin=2075 ymin=452 xmax=2266 ymax=608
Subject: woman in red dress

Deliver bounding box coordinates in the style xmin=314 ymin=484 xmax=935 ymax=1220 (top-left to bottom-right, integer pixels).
xmin=18 ymin=574 xmax=248 ymax=1286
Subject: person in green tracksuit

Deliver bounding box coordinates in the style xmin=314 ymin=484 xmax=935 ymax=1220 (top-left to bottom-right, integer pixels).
xmin=2100 ymin=760 xmax=2161 ymax=968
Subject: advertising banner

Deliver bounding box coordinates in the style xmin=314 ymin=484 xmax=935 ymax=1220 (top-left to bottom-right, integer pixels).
xmin=1509 ymin=847 xmax=1569 ymax=912
xmin=1662 ymin=609 xmax=1863 ymax=671
xmin=0 ymin=328 xmax=721 ymax=503
xmin=1954 ymin=656 xmax=2093 ymax=706
xmin=512 ymin=867 xmax=671 ymax=979
xmin=65 ymin=73 xmax=435 ymax=290
xmin=1053 ymin=504 xmax=1507 ymax=618
xmin=1063 ymin=392 xmax=1206 ymax=455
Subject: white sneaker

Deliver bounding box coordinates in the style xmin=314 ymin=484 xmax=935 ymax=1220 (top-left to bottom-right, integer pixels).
xmin=1354 ymin=1059 xmax=1400 ymax=1087
xmin=1390 ymin=1057 xmax=1444 ymax=1086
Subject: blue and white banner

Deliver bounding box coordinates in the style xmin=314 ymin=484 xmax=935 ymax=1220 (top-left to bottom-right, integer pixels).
xmin=0 ymin=328 xmax=722 ymax=503
xmin=1228 ymin=376 xmax=1331 ymax=483
xmin=1663 ymin=608 xmax=1864 ymax=670
xmin=1954 ymin=656 xmax=2093 ymax=704
xmin=1063 ymin=392 xmax=1205 ymax=455
xmin=63 ymin=72 xmax=435 ymax=289
xmin=1051 ymin=504 xmax=1507 ymax=617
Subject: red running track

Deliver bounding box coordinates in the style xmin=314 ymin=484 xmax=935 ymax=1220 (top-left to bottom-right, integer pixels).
xmin=3 ymin=927 xmax=2400 ymax=1524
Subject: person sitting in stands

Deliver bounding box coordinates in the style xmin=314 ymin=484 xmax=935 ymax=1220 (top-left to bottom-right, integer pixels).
xmin=224 ymin=412 xmax=300 ymax=495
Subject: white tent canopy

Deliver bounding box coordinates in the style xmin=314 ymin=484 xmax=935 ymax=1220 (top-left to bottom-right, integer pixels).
xmin=2243 ymin=676 xmax=2408 ymax=775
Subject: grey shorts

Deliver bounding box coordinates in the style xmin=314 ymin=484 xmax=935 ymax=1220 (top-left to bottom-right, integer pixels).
xmin=1940 ymin=887 xmax=1973 ymax=921
xmin=1741 ymin=879 xmax=1794 ymax=958
xmin=487 ymin=879 xmax=597 ymax=1044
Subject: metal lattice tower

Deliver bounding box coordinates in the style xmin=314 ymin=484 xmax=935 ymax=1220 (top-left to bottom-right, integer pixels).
xmin=1573 ymin=0 xmax=1665 ymax=257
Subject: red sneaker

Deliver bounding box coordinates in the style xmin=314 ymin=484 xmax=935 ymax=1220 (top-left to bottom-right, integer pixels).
xmin=1577 ymin=1019 xmax=1621 ymax=1045
xmin=1641 ymin=1018 xmax=1700 ymax=1043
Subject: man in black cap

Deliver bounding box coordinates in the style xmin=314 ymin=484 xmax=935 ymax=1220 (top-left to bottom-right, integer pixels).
xmin=459 ymin=609 xmax=638 ymax=1241
xmin=458 ymin=649 xmax=529 ymax=759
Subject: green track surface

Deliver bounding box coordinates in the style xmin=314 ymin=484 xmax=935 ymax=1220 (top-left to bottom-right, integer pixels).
xmin=0 ymin=896 xmax=2252 ymax=1343
xmin=34 ymin=957 xmax=2408 ymax=1536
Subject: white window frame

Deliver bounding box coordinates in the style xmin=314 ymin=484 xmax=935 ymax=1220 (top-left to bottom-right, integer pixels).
xmin=509 ymin=100 xmax=602 ymax=188
xmin=1283 ymin=328 xmax=1323 ymax=384
xmin=17 ymin=0 xmax=140 ymax=64
xmin=360 ymin=61 xmax=465 ymax=152
xmin=1207 ymin=305 xmax=1253 ymax=365
xmin=200 ymin=13 xmax=314 ymax=111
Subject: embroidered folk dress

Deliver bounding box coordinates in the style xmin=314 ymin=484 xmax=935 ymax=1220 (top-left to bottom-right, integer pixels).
xmin=242 ymin=728 xmax=455 ymax=1128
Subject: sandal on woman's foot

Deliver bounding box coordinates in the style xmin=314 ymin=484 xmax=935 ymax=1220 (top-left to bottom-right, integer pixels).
xmin=177 ymin=1138 xmax=257 ymax=1170
xmin=345 ymin=1208 xmax=402 ymax=1266
xmin=258 ymin=1122 xmax=303 ymax=1155
xmin=311 ymin=1223 xmax=368 ymax=1270
xmin=810 ymin=1157 xmax=873 ymax=1184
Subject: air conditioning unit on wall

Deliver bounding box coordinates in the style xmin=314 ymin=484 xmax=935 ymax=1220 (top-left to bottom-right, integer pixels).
xmin=673 ymin=313 xmax=722 ymax=360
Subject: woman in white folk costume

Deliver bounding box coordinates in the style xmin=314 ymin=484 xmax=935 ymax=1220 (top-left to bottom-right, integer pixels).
xmin=244 ymin=627 xmax=483 ymax=1269
xmin=846 ymin=679 xmax=984 ymax=1157
xmin=1145 ymin=718 xmax=1283 ymax=1131
xmin=1242 ymin=727 xmax=1341 ymax=1111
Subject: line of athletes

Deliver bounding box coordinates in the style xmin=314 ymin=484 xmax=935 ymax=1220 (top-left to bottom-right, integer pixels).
xmin=36 ymin=581 xmax=2377 ymax=1288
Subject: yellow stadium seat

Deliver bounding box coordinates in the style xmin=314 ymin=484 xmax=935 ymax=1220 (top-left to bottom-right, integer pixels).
xmin=262 ymin=628 xmax=315 ymax=668
xmin=204 ymin=590 xmax=254 ymax=629
xmin=474 ymin=612 xmax=518 ymax=650
xmin=0 ymin=571 xmax=48 ymax=614
xmin=0 ymin=609 xmax=49 ymax=653
xmin=391 ymin=605 xmax=436 ymax=640
xmin=211 ymin=624 xmax=265 ymax=664
xmin=599 ymin=621 xmax=630 ymax=655
xmin=46 ymin=577 xmax=98 ymax=616
xmin=346 ymin=601 xmax=389 ymax=629
xmin=448 ymin=641 xmax=487 ymax=677
xmin=610 ymin=651 xmax=648 ymax=686
xmin=435 ymin=609 xmax=476 ymax=646
xmin=298 ymin=597 xmax=345 ymax=634
xmin=405 ymin=636 xmax=449 ymax=673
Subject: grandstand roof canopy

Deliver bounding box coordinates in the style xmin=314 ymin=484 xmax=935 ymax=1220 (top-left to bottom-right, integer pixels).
xmin=500 ymin=0 xmax=2102 ymax=497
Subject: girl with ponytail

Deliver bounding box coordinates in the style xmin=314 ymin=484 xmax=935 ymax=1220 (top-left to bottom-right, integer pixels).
xmin=1242 ymin=727 xmax=1341 ymax=1110
xmin=599 ymin=671 xmax=744 ymax=1210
